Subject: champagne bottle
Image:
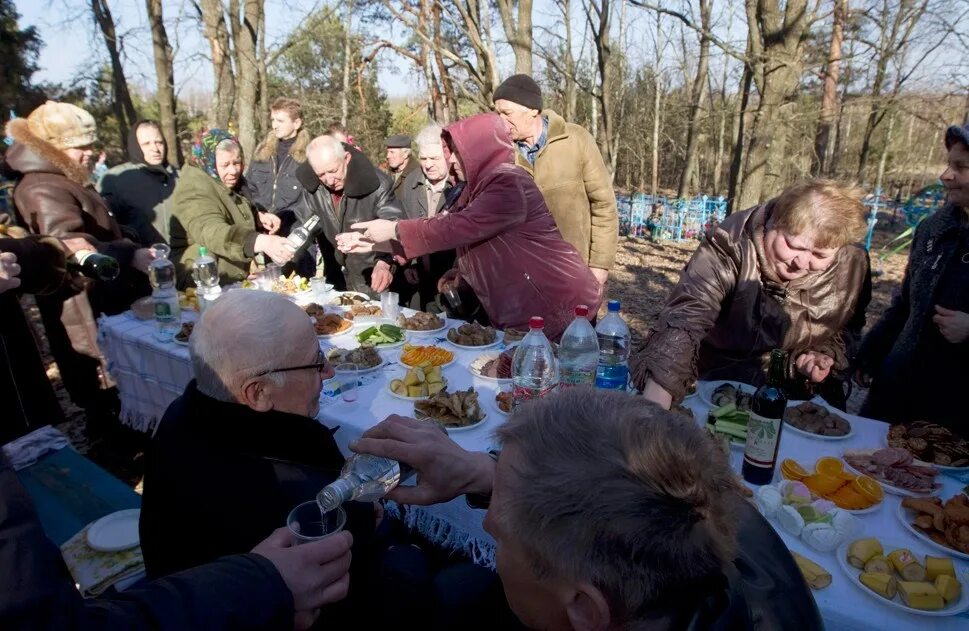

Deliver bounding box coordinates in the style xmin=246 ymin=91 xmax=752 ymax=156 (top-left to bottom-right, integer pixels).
xmin=67 ymin=250 xmax=120 ymax=281
xmin=742 ymin=349 xmax=789 ymax=485
xmin=317 ymin=454 xmax=416 ymax=513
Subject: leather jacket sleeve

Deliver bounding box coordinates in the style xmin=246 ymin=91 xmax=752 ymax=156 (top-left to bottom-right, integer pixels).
xmin=0 ymin=236 xmax=69 ymax=295
xmin=811 ymin=249 xmax=872 ymax=372
xmin=630 ymin=228 xmax=740 ymax=400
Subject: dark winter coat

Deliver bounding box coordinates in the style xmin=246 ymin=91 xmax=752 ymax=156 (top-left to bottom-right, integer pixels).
xmin=246 ymin=129 xmax=310 ymax=215
xmin=0 ymin=451 xmax=295 ymax=631
xmin=294 ymin=144 xmax=404 ymax=296
xmin=630 ymin=203 xmax=871 ymax=403
xmin=393 ymin=113 xmax=602 ymax=340
xmin=858 ymin=203 xmax=969 ymax=430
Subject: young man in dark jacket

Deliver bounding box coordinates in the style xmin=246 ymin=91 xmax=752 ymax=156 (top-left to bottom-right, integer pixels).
xmin=246 ymin=97 xmax=311 ymax=222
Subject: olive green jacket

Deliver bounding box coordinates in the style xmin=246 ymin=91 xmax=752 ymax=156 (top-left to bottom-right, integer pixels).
xmin=170 ymin=165 xmax=259 ymax=289
xmin=514 ymin=110 xmax=618 ymax=270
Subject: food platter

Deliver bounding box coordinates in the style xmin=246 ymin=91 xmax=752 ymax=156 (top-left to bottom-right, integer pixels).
xmin=416 ymin=408 xmax=487 ymax=433
xmin=835 ymin=539 xmax=969 ymax=617
xmin=387 ymin=377 xmax=448 ymax=400
xmin=782 ymin=401 xmax=854 ymax=441
xmin=468 ymin=352 xmax=513 ymax=383
xmin=697 ymin=380 xmax=757 ymax=407
xmin=404 ymin=322 xmax=448 ymax=335
xmin=842 ymin=449 xmax=939 ymax=498
xmin=881 ymin=434 xmax=969 ymax=473
xmin=448 ymin=338 xmax=501 ymax=351
xmin=397 ymin=345 xmax=455 ymax=369
xmin=329 ymin=291 xmax=372 ymax=306
xmin=783 ymin=420 xmax=855 ymax=442
xmin=896 ymin=503 xmax=969 ymax=562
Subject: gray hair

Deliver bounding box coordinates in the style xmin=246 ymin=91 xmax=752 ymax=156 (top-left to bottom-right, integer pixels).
xmin=215 ymin=138 xmax=243 ymax=158
xmin=495 ymin=388 xmax=740 ymax=622
xmin=189 ymin=289 xmax=304 ymax=401
xmin=307 ymin=134 xmax=346 ymax=164
xmin=415 ymin=123 xmax=444 ymax=156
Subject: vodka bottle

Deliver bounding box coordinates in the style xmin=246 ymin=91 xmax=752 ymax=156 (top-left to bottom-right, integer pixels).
xmin=148 ymin=243 xmax=181 ymax=342
xmin=317 ymin=454 xmax=416 ymax=513
xmin=191 ymin=246 xmax=221 ymax=312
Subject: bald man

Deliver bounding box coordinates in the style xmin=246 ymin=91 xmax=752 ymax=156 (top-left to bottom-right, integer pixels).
xmin=139 ymin=290 xmax=376 ymax=586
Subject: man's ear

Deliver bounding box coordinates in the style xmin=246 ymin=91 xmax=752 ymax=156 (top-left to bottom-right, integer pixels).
xmin=564 ymin=583 xmax=611 ymax=631
xmin=295 ymin=117 xmax=303 ymax=132
xmin=240 ymin=377 xmax=274 ymax=412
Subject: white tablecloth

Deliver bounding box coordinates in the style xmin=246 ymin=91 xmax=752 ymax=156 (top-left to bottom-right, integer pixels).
xmin=100 ymin=309 xmax=969 ymax=627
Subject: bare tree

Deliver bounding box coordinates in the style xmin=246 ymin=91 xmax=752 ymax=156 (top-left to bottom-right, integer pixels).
xmin=496 ymin=0 xmax=534 ymax=75
xmin=341 ymin=0 xmax=353 ymax=126
xmin=813 ymin=0 xmax=847 ymax=176
xmin=146 ymin=0 xmax=182 ymax=166
xmin=90 ymin=0 xmax=138 ymax=152
xmin=677 ymin=0 xmax=712 ymax=197
xmin=584 ymin=0 xmax=615 ymax=172
xmin=229 ymin=0 xmax=263 ymax=157
xmin=197 ymin=0 xmax=235 ymax=129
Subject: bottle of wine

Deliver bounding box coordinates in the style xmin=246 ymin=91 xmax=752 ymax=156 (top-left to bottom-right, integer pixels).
xmin=67 ymin=250 xmax=120 ymax=281
xmin=317 ymin=453 xmax=416 ymax=513
xmin=742 ymin=349 xmax=789 ymax=485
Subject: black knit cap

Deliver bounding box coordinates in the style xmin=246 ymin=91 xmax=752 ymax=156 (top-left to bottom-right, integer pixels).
xmin=385 ymin=134 xmax=412 ymax=148
xmin=493 ymin=74 xmax=543 ymax=111
xmin=944 ymin=124 xmax=969 ymax=150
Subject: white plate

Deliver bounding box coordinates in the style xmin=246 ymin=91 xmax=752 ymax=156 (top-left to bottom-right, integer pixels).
xmin=447 ymin=336 xmax=501 ymax=351
xmin=387 ymin=377 xmax=448 ymax=401
xmin=172 ymin=337 xmax=190 ymax=346
xmin=698 ymin=380 xmax=757 ymax=408
xmin=315 ymin=320 xmax=355 ymax=339
xmin=87 ymin=509 xmax=141 ymax=552
xmin=842 ymin=450 xmax=941 ymax=498
xmin=397 ymin=347 xmax=456 ymax=369
xmin=468 ymin=352 xmax=513 ymax=383
xmin=836 ymin=539 xmax=969 ymax=616
xmin=879 ymin=434 xmax=969 ymax=473
xmin=416 ymin=409 xmax=488 ymax=433
xmin=329 ymin=291 xmax=372 ymax=306
xmin=324 ymin=354 xmax=387 ymax=374
xmin=897 ymin=502 xmax=969 ymax=561
xmin=783 ymin=418 xmax=855 ymax=442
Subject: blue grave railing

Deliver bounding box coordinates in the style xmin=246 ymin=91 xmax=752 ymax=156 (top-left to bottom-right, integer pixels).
xmin=617 ymin=194 xmax=728 ymax=242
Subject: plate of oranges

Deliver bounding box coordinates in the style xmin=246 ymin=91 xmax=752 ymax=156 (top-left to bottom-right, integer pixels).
xmin=781 ymin=456 xmax=885 ymax=514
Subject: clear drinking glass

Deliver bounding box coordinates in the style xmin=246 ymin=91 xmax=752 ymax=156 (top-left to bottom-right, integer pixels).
xmin=287 ymin=501 xmax=347 ymax=545
xmin=264 ymin=263 xmax=281 ymax=286
xmin=380 ymin=291 xmax=400 ymax=321
xmin=335 ymin=362 xmax=359 ymax=403
xmin=311 ymin=277 xmax=333 ymax=302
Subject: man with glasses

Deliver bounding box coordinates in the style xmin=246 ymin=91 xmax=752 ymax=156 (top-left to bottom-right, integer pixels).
xmin=139 ymin=289 xmax=376 ymax=609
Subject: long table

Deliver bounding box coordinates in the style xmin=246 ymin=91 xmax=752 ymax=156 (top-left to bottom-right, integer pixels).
xmin=99 ymin=303 xmax=969 ymax=628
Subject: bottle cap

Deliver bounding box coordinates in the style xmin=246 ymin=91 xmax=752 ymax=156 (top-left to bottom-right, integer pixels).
xmin=528 ymin=316 xmax=544 ymax=329
xmin=607 ymin=299 xmax=620 ymax=312
xmin=574 ymin=305 xmax=589 ymax=317
xmin=199 ymin=246 xmax=208 ymax=257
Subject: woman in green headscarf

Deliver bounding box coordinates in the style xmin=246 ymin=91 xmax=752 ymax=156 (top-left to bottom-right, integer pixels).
xmin=170 ymin=129 xmax=295 ymax=288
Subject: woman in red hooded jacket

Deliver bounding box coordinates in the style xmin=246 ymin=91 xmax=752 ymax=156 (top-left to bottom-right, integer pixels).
xmin=339 ymin=113 xmax=601 ymax=340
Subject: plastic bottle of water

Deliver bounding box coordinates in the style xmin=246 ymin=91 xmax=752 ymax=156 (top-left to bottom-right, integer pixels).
xmin=511 ymin=316 xmax=559 ymax=408
xmin=191 ymin=246 xmax=221 ymax=312
xmin=558 ymin=305 xmax=599 ymax=388
xmin=148 ymin=243 xmax=181 ymax=342
xmin=595 ymin=300 xmax=631 ymax=390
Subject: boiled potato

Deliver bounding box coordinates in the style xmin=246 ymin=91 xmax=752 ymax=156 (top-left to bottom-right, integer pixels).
xmin=391 ymin=379 xmax=405 ymax=394
xmin=427 ymin=381 xmax=445 ymax=395
xmin=427 ymin=366 xmax=442 ymax=383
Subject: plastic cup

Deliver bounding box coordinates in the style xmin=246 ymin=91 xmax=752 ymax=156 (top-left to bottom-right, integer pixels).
xmin=380 ymin=291 xmax=400 ymax=320
xmin=311 ymin=277 xmax=333 ymax=302
xmin=335 ymin=362 xmax=359 ymax=403
xmin=287 ymin=501 xmax=347 ymax=545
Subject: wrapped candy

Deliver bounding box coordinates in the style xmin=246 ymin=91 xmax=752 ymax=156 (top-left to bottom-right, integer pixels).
xmin=801 ymin=522 xmax=842 ymax=552
xmin=830 ymin=509 xmax=858 ymax=537
xmin=777 ymin=505 xmax=806 ymax=536
xmin=784 ymin=481 xmax=813 ymax=505
xmin=812 ymin=499 xmax=836 ymax=516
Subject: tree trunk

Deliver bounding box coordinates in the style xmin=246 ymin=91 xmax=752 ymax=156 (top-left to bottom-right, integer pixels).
xmin=199 ymin=0 xmax=236 ymax=129
xmin=496 ymin=0 xmax=533 ymax=75
xmin=874 ymin=109 xmax=897 ymax=194
xmin=91 ymin=0 xmax=138 ymax=154
xmin=813 ymin=0 xmax=846 ymax=176
xmin=230 ymin=0 xmax=262 ymax=158
xmin=341 ymin=0 xmax=353 ymax=127
xmin=677 ymin=0 xmax=711 ymax=197
xmin=712 ymin=77 xmax=727 ymax=195
xmin=146 ymin=0 xmax=182 ymax=166
xmin=589 ymin=0 xmax=613 ymax=172
xmin=651 ymin=73 xmax=661 ymax=196
xmin=257 ymin=1 xmax=268 ymax=133
xmin=726 ymin=60 xmax=752 ymax=213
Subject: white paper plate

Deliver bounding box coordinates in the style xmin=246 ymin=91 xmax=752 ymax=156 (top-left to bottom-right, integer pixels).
xmin=468 ymin=352 xmax=513 ymax=383
xmin=387 ymin=377 xmax=448 ymax=400
xmin=447 ymin=337 xmax=501 ymax=351
xmin=324 ymin=354 xmax=387 ymax=374
xmin=329 ymin=291 xmax=372 ymax=306
xmin=783 ymin=418 xmax=855 ymax=442
xmin=416 ymin=409 xmax=487 ymax=433
xmin=87 ymin=509 xmax=141 ymax=552
xmin=896 ymin=502 xmax=969 ymax=561
xmin=399 ymin=316 xmax=449 ymax=335
xmin=842 ymin=450 xmax=941 ymax=498
xmin=836 ymin=539 xmax=969 ymax=616
xmin=698 ymin=380 xmax=757 ymax=408
xmin=315 ymin=320 xmax=355 ymax=339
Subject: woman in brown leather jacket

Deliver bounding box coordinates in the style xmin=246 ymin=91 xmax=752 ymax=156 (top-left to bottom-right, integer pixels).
xmin=631 ymin=179 xmax=871 ymax=409
xmin=4 ymin=101 xmax=152 ymax=423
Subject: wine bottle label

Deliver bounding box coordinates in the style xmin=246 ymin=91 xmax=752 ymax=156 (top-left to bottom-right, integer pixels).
xmin=743 ymin=412 xmax=781 ymax=466
xmin=73 ymin=250 xmax=96 ymax=265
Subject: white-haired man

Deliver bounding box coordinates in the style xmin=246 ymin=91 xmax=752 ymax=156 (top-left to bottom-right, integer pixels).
xmin=493 ymin=74 xmax=618 ymax=286
xmin=140 ymin=290 xmax=377 ymax=586
xmin=294 ymin=135 xmax=403 ymax=297
xmin=392 ymin=123 xmax=456 ymax=310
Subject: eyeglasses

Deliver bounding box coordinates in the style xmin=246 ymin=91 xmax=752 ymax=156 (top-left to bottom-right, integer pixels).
xmin=254 ymin=349 xmax=329 ymax=378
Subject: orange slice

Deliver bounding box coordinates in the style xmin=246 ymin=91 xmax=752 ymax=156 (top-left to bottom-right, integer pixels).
xmin=829 ymin=486 xmax=870 ymax=510
xmin=853 ymin=475 xmax=884 ymax=504
xmin=815 ymin=457 xmax=844 ymax=477
xmin=804 ymin=474 xmax=846 ymax=496
xmin=781 ymin=459 xmax=809 ymax=481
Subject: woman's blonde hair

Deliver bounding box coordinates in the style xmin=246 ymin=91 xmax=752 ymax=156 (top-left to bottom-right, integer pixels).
xmin=770 ymin=179 xmax=867 ymax=249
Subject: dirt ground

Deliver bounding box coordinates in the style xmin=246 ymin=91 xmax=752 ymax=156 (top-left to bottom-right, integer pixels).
xmin=38 ymin=212 xmax=910 ymax=489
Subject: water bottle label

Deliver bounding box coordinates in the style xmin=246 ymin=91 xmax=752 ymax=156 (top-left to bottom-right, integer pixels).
xmin=154 ymin=301 xmax=173 ymax=318
xmin=560 ymin=368 xmax=595 ymax=387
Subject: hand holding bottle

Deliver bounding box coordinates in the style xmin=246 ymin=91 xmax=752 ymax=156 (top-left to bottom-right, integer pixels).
xmin=0 ymin=252 xmax=20 ymax=293
xmin=255 ymin=234 xmax=296 ymax=265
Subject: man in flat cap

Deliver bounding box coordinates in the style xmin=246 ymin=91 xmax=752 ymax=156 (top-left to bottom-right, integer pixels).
xmin=385 ymin=134 xmax=418 ymax=198
xmin=493 ymin=74 xmax=618 ymax=286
